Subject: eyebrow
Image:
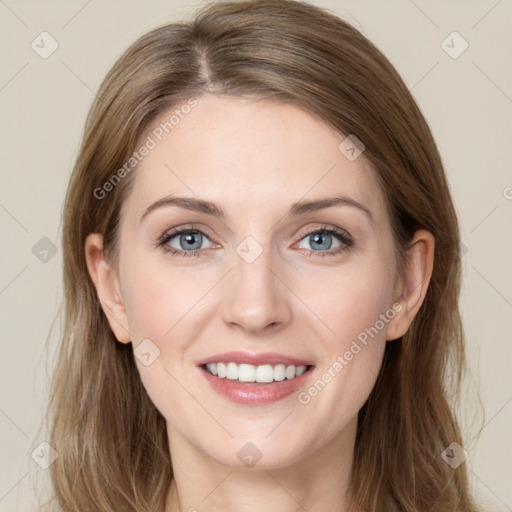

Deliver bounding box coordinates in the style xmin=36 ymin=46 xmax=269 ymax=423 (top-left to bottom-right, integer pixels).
xmin=140 ymin=194 xmax=373 ymax=223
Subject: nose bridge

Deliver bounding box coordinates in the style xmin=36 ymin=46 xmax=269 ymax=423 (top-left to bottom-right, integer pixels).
xmin=221 ymin=234 xmax=291 ymax=332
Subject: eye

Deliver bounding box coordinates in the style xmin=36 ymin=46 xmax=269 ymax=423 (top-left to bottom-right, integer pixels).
xmin=295 ymin=226 xmax=352 ymax=257
xmin=159 ymin=228 xmax=215 ymax=257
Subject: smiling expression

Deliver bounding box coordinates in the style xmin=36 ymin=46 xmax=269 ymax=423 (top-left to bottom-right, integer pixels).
xmin=92 ymin=94 xmax=407 ymax=469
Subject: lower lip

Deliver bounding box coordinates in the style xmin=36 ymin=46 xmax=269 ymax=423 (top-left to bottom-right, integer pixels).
xmin=199 ymin=366 xmax=314 ymax=405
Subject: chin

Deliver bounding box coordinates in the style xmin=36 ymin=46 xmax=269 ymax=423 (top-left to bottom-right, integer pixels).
xmin=203 ymin=437 xmax=310 ymax=471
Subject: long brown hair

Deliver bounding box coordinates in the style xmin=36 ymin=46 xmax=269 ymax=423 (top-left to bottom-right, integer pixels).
xmin=41 ymin=1 xmax=481 ymax=510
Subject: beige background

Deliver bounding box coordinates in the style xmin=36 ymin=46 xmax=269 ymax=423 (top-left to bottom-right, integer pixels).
xmin=1 ymin=0 xmax=511 ymax=510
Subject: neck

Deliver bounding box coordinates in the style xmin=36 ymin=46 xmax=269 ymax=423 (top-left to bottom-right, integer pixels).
xmin=165 ymin=417 xmax=357 ymax=512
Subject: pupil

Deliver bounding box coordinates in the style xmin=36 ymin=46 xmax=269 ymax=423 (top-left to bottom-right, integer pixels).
xmin=312 ymin=233 xmax=331 ymax=250
xmin=182 ymin=233 xmax=201 ymax=250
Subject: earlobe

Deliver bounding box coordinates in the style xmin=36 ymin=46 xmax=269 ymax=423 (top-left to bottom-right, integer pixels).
xmin=386 ymin=230 xmax=435 ymax=341
xmin=85 ymin=233 xmax=131 ymax=344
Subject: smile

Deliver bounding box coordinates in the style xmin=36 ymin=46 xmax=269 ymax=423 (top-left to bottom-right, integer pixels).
xmin=204 ymin=362 xmax=309 ymax=383
xmin=197 ymin=351 xmax=315 ymax=405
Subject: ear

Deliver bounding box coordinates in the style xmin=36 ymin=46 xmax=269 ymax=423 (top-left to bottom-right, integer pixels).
xmin=85 ymin=233 xmax=131 ymax=343
xmin=386 ymin=229 xmax=435 ymax=341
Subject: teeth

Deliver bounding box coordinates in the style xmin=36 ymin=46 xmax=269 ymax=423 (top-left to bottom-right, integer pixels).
xmin=296 ymin=365 xmax=306 ymax=377
xmin=285 ymin=364 xmax=295 ymax=379
xmin=205 ymin=362 xmax=308 ymax=382
xmin=273 ymin=364 xmax=286 ymax=382
xmin=239 ymin=363 xmax=256 ymax=382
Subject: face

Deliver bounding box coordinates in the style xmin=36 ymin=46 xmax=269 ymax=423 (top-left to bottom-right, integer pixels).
xmin=91 ymin=94 xmax=415 ymax=470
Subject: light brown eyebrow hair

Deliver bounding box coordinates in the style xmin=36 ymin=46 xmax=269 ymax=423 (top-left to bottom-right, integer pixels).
xmin=140 ymin=195 xmax=373 ymax=223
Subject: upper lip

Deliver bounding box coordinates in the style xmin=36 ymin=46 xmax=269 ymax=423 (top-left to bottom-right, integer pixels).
xmin=197 ymin=351 xmax=314 ymax=367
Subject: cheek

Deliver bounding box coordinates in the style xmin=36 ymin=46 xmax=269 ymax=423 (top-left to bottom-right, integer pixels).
xmin=295 ymin=257 xmax=395 ymax=347
xmin=120 ymin=253 xmax=212 ymax=340
xmin=119 ymin=258 xmax=205 ymax=420
xmin=293 ymin=258 xmax=394 ymax=412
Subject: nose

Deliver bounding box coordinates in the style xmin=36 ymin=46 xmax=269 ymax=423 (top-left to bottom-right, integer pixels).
xmin=220 ymin=243 xmax=293 ymax=335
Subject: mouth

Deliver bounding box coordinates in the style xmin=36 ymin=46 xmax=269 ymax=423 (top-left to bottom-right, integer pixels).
xmin=197 ymin=351 xmax=315 ymax=405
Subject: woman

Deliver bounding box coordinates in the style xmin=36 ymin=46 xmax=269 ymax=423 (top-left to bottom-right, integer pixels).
xmin=42 ymin=0 xmax=482 ymax=510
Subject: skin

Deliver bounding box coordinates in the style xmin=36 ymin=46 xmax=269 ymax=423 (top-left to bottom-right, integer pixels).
xmin=85 ymin=95 xmax=434 ymax=512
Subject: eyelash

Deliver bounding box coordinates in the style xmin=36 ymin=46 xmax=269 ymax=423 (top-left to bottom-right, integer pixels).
xmin=158 ymin=225 xmax=353 ymax=258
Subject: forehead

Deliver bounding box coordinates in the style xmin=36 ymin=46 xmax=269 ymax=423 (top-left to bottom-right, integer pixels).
xmin=123 ymin=95 xmax=386 ymax=222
